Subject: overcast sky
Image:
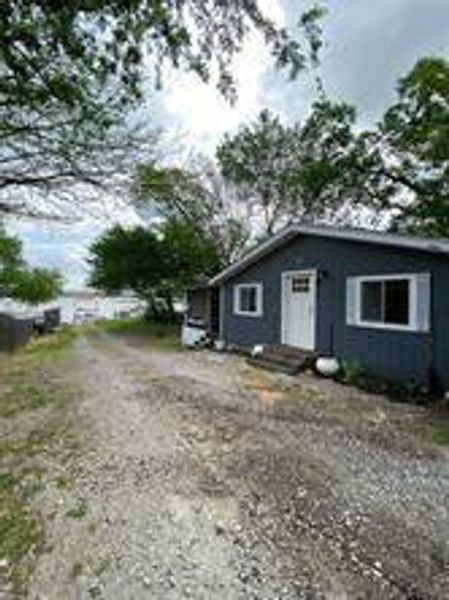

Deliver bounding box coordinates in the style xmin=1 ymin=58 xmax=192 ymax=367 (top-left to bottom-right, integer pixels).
xmin=9 ymin=0 xmax=449 ymax=290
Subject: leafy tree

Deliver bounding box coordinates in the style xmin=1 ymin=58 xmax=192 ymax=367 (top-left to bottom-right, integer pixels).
xmin=294 ymin=103 xmax=394 ymax=218
xmin=216 ymin=103 xmax=386 ymax=234
xmin=1 ymin=1 xmax=323 ymax=205
xmin=217 ymin=110 xmax=299 ymax=234
xmin=138 ymin=103 xmax=386 ymax=247
xmin=6 ymin=267 xmax=62 ymax=305
xmin=0 ymin=228 xmax=62 ymax=303
xmin=89 ymin=225 xmax=164 ymax=316
xmin=380 ymin=57 xmax=449 ymax=236
xmin=216 ymin=56 xmax=449 ymax=238
xmin=137 ymin=162 xmax=251 ymax=263
xmin=1 ymin=3 xmax=146 ymax=197
xmin=89 ymin=219 xmax=221 ymax=320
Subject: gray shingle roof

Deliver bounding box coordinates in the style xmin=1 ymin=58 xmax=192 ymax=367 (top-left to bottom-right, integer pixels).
xmin=209 ymin=224 xmax=449 ymax=286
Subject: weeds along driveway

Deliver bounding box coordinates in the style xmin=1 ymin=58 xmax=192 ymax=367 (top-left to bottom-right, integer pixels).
xmin=10 ymin=331 xmax=449 ymax=598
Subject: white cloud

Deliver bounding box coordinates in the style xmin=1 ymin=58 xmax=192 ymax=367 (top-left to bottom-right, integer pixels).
xmin=159 ymin=0 xmax=286 ymax=156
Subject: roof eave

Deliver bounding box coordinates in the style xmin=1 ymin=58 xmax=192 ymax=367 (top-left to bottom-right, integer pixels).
xmin=208 ymin=224 xmax=449 ymax=286
xmin=208 ymin=224 xmax=299 ymax=286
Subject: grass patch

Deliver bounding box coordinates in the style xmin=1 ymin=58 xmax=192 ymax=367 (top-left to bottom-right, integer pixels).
xmin=0 ymin=467 xmax=45 ymax=595
xmin=0 ymin=357 xmax=76 ymax=420
xmin=98 ymin=317 xmax=180 ymax=347
xmin=0 ymin=426 xmax=74 ymax=593
xmin=431 ymin=424 xmax=449 ymax=446
xmin=70 ymin=560 xmax=85 ymax=579
xmin=0 ymin=472 xmax=16 ymax=492
xmin=0 ymin=417 xmax=74 ymax=468
xmin=55 ymin=474 xmax=73 ymax=489
xmin=0 ymin=354 xmax=79 ymax=594
xmin=66 ymin=498 xmax=87 ymax=519
xmin=0 ymin=382 xmax=50 ymax=418
xmin=93 ymin=555 xmax=112 ymax=577
xmin=25 ymin=325 xmax=80 ymax=356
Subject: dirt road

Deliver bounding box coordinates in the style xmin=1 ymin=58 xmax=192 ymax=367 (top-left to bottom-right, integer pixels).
xmin=27 ymin=332 xmax=449 ymax=599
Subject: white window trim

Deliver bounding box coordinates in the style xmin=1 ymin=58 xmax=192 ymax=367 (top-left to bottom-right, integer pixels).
xmin=233 ymin=283 xmax=263 ymax=317
xmin=353 ymin=273 xmax=419 ymax=332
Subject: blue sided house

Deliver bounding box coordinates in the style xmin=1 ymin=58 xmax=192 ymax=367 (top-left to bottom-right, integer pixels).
xmin=188 ymin=225 xmax=449 ymax=395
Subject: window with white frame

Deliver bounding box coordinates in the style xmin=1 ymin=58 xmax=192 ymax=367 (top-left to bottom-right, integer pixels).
xmin=234 ymin=283 xmax=263 ymax=317
xmin=346 ymin=273 xmax=431 ymax=332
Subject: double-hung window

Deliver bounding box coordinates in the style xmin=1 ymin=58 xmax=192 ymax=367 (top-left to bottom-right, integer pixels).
xmin=346 ymin=273 xmax=431 ymax=332
xmin=234 ymin=283 xmax=263 ymax=317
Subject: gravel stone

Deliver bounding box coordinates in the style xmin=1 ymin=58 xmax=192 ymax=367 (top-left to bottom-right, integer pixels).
xmin=25 ymin=332 xmax=449 ymax=599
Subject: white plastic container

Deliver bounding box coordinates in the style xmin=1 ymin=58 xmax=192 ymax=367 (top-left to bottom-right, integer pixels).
xmin=316 ymin=356 xmax=340 ymax=377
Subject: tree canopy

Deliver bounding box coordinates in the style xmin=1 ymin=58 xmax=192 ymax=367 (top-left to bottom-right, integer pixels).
xmin=1 ymin=1 xmax=323 ymax=206
xmin=214 ymin=56 xmax=449 ymax=237
xmin=134 ymin=56 xmax=449 ymax=270
xmin=0 ymin=227 xmax=62 ymax=304
xmin=216 ymin=102 xmax=389 ymax=234
xmin=89 ymin=54 xmax=448 ymax=320
xmin=380 ymin=57 xmax=449 ymax=236
xmin=89 ymin=219 xmax=221 ymax=320
xmin=137 ymin=162 xmax=251 ymax=263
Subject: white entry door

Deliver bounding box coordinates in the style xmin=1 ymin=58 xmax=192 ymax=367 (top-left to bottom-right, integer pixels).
xmin=282 ymin=271 xmax=316 ymax=350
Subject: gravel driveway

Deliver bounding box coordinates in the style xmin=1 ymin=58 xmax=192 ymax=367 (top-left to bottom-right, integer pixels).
xmin=28 ymin=332 xmax=449 ymax=599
